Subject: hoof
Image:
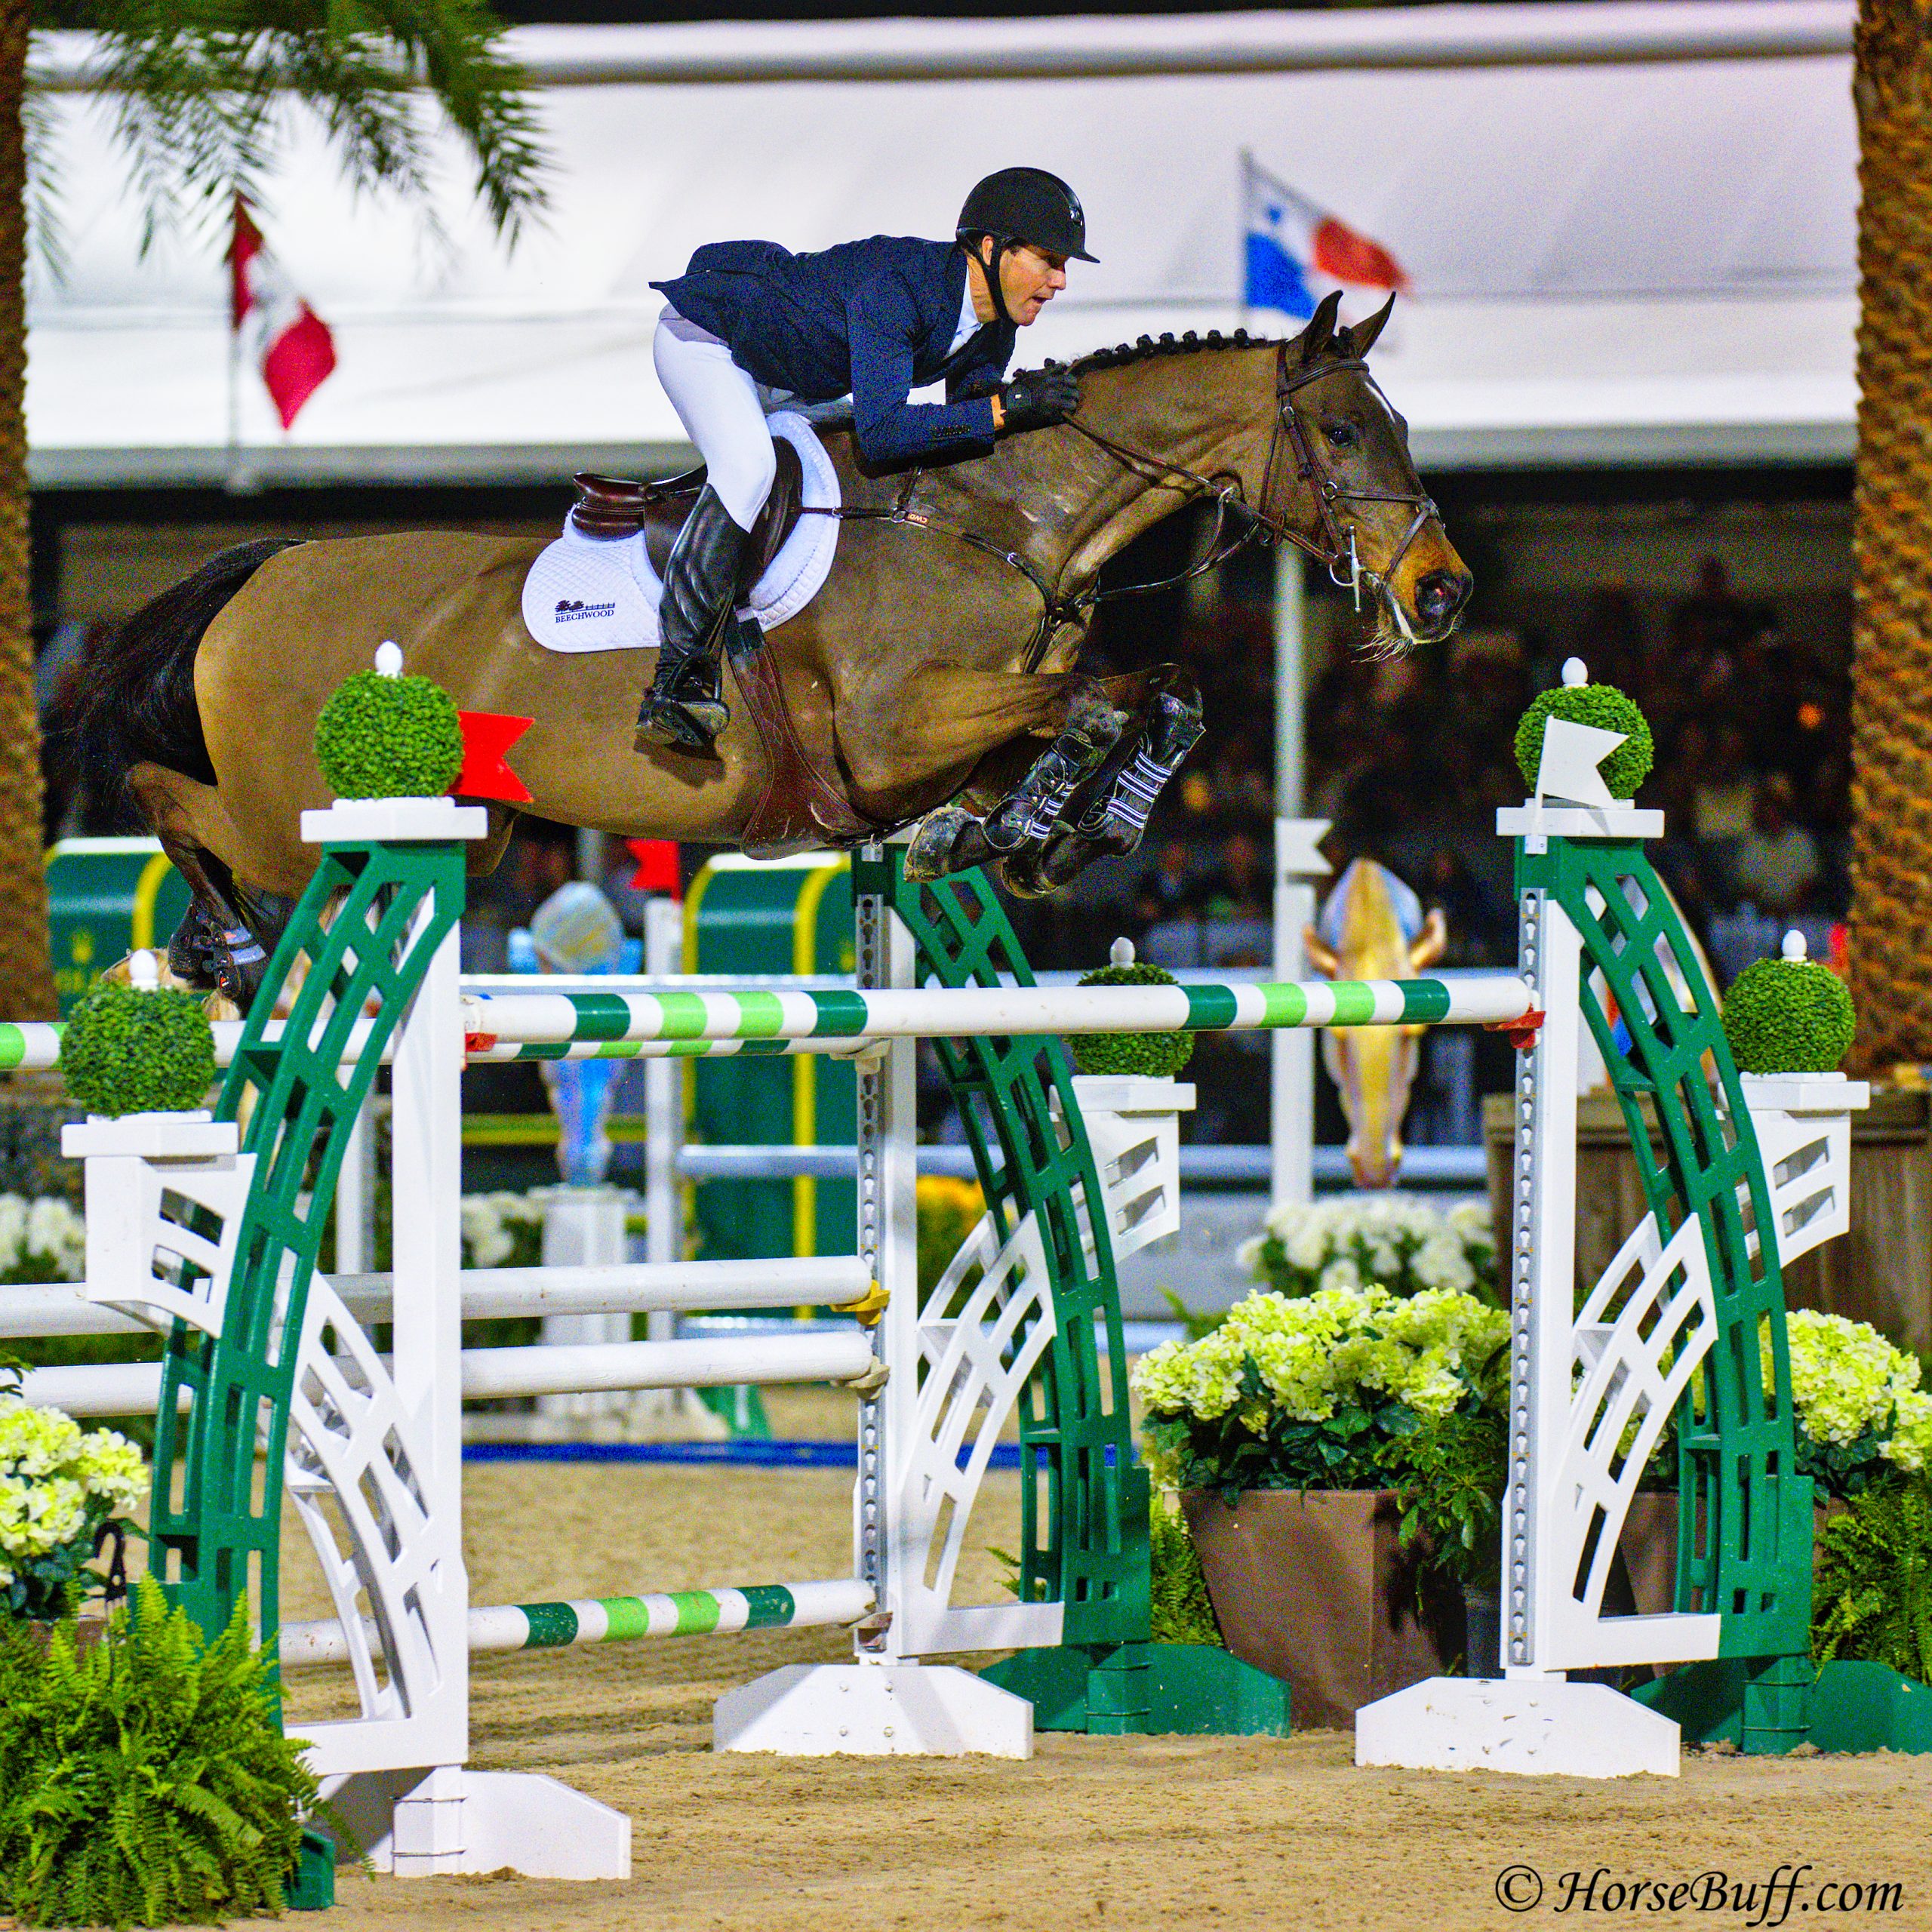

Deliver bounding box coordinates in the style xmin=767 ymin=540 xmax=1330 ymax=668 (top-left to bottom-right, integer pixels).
xmin=904 ymin=804 xmax=979 ymax=881
xmin=998 ymin=848 xmax=1056 ymax=900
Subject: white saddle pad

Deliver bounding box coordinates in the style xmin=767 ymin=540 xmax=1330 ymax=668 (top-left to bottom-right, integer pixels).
xmin=521 ymin=411 xmax=841 ymax=655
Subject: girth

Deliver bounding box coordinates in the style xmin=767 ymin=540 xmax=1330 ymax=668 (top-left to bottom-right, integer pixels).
xmin=571 ymin=438 xmax=805 ymax=591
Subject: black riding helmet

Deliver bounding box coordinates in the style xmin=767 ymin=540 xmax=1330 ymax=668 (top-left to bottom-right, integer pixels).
xmin=956 ymin=167 xmax=1095 ymax=325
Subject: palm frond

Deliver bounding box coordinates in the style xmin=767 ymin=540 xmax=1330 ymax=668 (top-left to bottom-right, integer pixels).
xmin=30 ymin=0 xmax=547 ymax=260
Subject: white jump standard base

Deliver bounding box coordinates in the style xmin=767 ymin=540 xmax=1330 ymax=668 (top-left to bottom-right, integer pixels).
xmin=714 ymin=1663 xmax=1034 ymax=1758
xmin=1355 ymin=1678 xmax=1681 ymax=1780
xmin=325 ymin=1766 xmax=632 ymax=1878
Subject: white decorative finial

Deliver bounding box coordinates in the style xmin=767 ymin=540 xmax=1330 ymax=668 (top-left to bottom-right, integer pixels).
xmin=374 ymin=641 xmax=404 ymax=678
xmin=1110 ymin=937 xmax=1135 ymax=968
xmin=1561 ymin=657 xmax=1588 ymax=688
xmin=1783 ymin=929 xmax=1807 ymax=962
xmin=129 ymin=949 xmax=159 ymax=991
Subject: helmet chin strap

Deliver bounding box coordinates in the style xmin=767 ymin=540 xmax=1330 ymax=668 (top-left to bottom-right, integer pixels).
xmin=977 ymin=236 xmax=1017 ymax=327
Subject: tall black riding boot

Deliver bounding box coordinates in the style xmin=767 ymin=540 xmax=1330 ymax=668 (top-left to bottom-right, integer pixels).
xmin=635 ymin=485 xmax=748 ymax=755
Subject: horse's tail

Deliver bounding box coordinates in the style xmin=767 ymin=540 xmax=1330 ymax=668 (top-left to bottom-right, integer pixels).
xmin=54 ymin=537 xmax=298 ymax=827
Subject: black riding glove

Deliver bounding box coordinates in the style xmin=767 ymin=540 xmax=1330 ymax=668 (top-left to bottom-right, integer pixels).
xmin=998 ymin=368 xmax=1081 ymax=434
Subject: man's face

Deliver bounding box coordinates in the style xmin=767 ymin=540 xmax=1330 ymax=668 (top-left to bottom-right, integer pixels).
xmin=983 ymin=238 xmax=1069 ymax=325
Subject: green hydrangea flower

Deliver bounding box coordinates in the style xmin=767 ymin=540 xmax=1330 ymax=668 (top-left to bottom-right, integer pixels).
xmin=313 ymin=666 xmax=464 ymax=800
xmin=1068 ymin=959 xmax=1193 ymax=1078
xmin=59 ymin=980 xmax=217 ymax=1116
xmin=1723 ymin=955 xmax=1856 ymax=1074
xmin=1513 ymin=681 xmax=1654 ymax=798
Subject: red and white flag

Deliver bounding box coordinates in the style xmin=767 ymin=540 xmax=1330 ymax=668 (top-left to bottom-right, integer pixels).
xmin=229 ymin=198 xmax=337 ymax=430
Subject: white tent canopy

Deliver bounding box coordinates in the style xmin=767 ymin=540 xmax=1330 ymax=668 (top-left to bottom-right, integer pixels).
xmin=24 ymin=1 xmax=1858 ymax=485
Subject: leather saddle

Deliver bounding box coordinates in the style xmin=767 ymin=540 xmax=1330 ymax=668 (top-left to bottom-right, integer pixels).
xmin=571 ymin=440 xmax=878 ymax=858
xmin=571 ymin=440 xmax=806 ymax=593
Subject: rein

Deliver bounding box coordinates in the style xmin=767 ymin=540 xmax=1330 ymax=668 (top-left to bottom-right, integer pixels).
xmin=800 ymin=342 xmax=1439 ymax=669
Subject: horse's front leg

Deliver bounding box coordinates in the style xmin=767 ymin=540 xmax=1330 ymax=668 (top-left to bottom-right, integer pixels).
xmin=902 ymin=676 xmax=1128 ymax=888
xmin=1001 ymin=665 xmax=1204 ymax=897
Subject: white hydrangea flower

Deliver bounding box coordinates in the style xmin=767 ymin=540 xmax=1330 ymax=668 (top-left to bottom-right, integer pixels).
xmin=459 ymin=1195 xmax=514 ymax=1268
xmin=0 ymin=1193 xmax=28 ymax=1274
xmin=25 ymin=1196 xmax=87 ymax=1280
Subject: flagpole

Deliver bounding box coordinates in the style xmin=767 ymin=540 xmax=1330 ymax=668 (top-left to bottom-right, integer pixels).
xmin=225 ymin=308 xmax=243 ymax=494
xmin=1244 ymin=143 xmax=1317 ymax=1208
xmin=226 ymin=195 xmax=256 ymax=496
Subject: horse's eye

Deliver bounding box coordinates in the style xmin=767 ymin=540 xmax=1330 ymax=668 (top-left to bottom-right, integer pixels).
xmin=1325 ymin=422 xmax=1358 ymax=450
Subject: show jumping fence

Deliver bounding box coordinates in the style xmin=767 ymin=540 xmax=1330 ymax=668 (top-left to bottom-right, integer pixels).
xmin=0 ymin=782 xmax=1896 ymax=1868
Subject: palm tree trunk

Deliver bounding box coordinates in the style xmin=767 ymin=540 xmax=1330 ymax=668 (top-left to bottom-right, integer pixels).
xmin=1850 ymin=0 xmax=1932 ymax=1070
xmin=0 ymin=0 xmax=51 ymax=1020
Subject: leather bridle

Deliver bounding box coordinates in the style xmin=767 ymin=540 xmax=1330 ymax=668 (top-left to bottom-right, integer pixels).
xmin=1063 ymin=343 xmax=1443 ymax=651
xmin=1269 ymin=352 xmax=1442 ymax=645
xmin=808 ymin=340 xmax=1443 ymax=670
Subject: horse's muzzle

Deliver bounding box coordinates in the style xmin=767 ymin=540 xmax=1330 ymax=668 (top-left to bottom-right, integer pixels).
xmin=1414 ymin=568 xmax=1472 ymax=638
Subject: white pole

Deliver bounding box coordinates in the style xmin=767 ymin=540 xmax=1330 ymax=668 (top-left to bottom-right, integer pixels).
xmin=643 ymin=895 xmax=684 ymax=1315
xmin=1505 ymin=884 xmax=1582 ymax=1681
xmin=1272 ymin=818 xmax=1331 ymax=1208
xmin=20 ymin=1328 xmax=880 ymax=1415
xmin=1272 ymin=548 xmax=1319 ymax=1207
xmin=334 ymin=1091 xmax=374 ymax=1275
xmin=536 ymin=1188 xmax=633 ymax=1426
xmin=387 ymin=896 xmax=473 ymax=1789
xmin=1275 ymin=547 xmax=1306 ymax=817
xmin=853 ymin=870 xmax=918 ymax=1665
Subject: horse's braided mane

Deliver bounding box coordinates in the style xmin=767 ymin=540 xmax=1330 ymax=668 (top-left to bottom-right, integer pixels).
xmin=1010 ymin=324 xmax=1352 ymax=383
xmin=1063 ymin=327 xmax=1281 ymax=374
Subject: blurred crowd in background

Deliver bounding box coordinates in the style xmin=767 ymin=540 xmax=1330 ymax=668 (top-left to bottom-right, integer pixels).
xmin=1005 ymin=551 xmax=1851 ymax=994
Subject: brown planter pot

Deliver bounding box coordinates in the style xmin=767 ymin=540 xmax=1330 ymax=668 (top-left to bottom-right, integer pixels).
xmin=17 ymin=1615 xmax=111 ymax=1659
xmin=1181 ymin=1487 xmax=1463 ymax=1731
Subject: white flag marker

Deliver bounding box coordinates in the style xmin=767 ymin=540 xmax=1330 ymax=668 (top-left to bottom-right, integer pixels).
xmin=1536 ymin=717 xmax=1626 ymax=810
xmin=1525 ymin=659 xmax=1627 ymax=851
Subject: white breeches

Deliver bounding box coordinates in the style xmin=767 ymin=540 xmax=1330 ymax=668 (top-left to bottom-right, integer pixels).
xmin=653 ymin=312 xmax=779 ymax=531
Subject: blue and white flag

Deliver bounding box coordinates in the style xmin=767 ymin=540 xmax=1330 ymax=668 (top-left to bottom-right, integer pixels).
xmin=1242 ymin=155 xmax=1410 ymax=321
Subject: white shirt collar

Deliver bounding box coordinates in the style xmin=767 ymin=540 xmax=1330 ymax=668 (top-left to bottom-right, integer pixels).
xmin=948 ymin=276 xmax=983 ymax=356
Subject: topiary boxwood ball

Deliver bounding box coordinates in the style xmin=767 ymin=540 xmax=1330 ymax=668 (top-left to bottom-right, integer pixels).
xmin=1514 ymin=681 xmax=1654 ymax=799
xmin=314 ymin=665 xmax=464 ymax=801
xmin=1723 ymin=954 xmax=1857 ymax=1075
xmin=1069 ymin=958 xmax=1193 ymax=1078
xmin=60 ymin=980 xmax=217 ymax=1116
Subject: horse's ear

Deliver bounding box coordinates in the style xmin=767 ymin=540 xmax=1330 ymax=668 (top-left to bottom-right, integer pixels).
xmin=1299 ymin=289 xmax=1343 ymax=364
xmin=1347 ymin=293 xmax=1397 ymax=359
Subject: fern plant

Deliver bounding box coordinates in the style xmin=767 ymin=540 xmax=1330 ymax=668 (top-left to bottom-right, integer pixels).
xmin=1813 ymin=1475 xmax=1932 ymax=1683
xmin=1380 ymin=1402 xmax=1509 ymax=1591
xmin=0 ymin=1575 xmax=318 ymax=1928
xmin=1149 ymin=1497 xmax=1222 ymax=1645
xmin=993 ymin=1497 xmax=1228 ymax=1647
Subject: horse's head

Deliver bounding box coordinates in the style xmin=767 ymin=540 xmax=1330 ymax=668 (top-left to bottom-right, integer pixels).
xmin=1303 ymin=858 xmax=1446 ymax=1190
xmin=1257 ymin=291 xmax=1471 ymax=655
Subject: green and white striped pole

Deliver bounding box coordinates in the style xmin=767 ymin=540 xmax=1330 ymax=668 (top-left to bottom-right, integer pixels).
xmin=461 ymin=974 xmax=1532 ymax=1057
xmin=278 ymin=1577 xmax=874 ymax=1666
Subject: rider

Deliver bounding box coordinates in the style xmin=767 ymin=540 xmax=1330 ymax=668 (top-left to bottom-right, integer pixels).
xmin=636 ymin=166 xmax=1094 ymax=755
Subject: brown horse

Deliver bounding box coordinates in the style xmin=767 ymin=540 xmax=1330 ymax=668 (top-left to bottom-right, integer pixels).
xmin=66 ymin=291 xmax=1469 ymax=998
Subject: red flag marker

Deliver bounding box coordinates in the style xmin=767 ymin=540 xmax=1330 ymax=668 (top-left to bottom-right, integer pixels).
xmin=231 ymin=198 xmax=337 ymax=429
xmin=627 ymin=838 xmax=681 ymax=897
xmin=454 ymin=712 xmax=534 ymax=803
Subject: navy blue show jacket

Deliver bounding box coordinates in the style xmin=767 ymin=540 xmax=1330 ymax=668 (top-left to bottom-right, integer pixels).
xmin=652 ymin=235 xmax=1017 ymax=472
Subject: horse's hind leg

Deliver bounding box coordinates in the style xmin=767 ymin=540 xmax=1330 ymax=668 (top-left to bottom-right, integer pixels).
xmin=128 ymin=766 xmax=284 ymax=1007
xmin=1003 ymin=665 xmax=1204 ymax=898
xmin=903 ymin=680 xmax=1127 ymax=888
